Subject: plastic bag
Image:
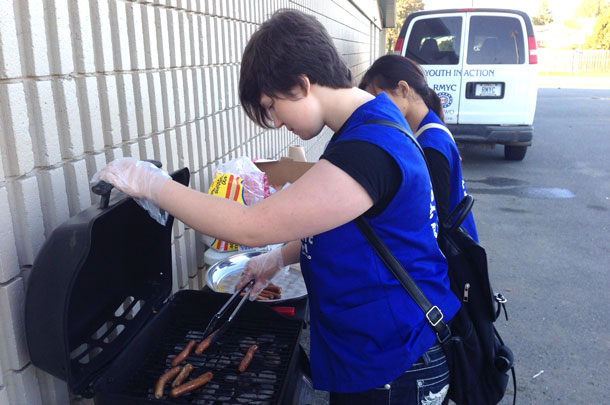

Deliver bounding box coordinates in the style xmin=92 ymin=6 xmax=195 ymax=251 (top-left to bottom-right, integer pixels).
xmin=207 ymin=173 xmax=244 ymax=251
xmin=206 ymin=157 xmax=270 ymax=251
xmin=214 ymin=156 xmax=270 ymax=206
xmin=133 ymin=200 xmax=168 ymax=226
xmin=89 ymin=170 xmax=169 ymax=226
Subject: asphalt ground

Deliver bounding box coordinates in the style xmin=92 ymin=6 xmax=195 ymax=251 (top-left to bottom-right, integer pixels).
xmin=537 ymin=73 xmax=610 ymax=89
xmin=459 ymin=86 xmax=610 ymax=404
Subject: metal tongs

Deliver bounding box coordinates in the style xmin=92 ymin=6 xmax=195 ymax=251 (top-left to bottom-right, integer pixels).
xmin=201 ymin=279 xmax=255 ymax=347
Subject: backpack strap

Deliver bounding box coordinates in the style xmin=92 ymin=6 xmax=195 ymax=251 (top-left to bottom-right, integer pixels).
xmin=414 ymin=123 xmax=461 ymax=161
xmin=354 ymin=217 xmax=452 ymax=343
xmin=354 ymin=119 xmax=452 ymax=344
xmin=414 ymin=122 xmax=456 ymax=143
xmin=364 ymin=119 xmax=426 ymax=156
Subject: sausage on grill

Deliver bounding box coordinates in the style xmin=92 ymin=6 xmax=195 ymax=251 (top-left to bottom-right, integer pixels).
xmin=170 ymin=371 xmax=214 ymax=398
xmin=153 ymin=366 xmax=181 ymax=399
xmin=171 ymin=339 xmax=196 ymax=367
xmin=195 ymin=330 xmax=218 ymax=355
xmin=238 ymin=344 xmax=259 ymax=372
xmin=171 ymin=363 xmax=193 ymax=387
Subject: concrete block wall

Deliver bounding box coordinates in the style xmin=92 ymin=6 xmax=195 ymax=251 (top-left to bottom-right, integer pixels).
xmin=0 ymin=0 xmax=382 ymax=403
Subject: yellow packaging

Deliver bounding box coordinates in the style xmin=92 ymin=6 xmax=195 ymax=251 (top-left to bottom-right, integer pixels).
xmin=207 ymin=173 xmax=246 ymax=251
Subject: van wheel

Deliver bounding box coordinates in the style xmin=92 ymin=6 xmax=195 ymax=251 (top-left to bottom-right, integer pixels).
xmin=504 ymin=145 xmax=527 ymax=161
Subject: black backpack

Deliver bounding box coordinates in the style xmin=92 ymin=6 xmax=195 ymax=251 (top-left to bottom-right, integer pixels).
xmin=437 ymin=196 xmax=515 ymax=405
xmin=359 ymin=119 xmax=516 ymax=404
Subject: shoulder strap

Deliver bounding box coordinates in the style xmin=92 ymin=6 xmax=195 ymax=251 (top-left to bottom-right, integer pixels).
xmin=363 ymin=119 xmax=426 ymax=156
xmin=354 ymin=118 xmax=451 ymax=343
xmin=353 ymin=217 xmax=451 ymax=343
xmin=414 ymin=123 xmax=455 ymax=143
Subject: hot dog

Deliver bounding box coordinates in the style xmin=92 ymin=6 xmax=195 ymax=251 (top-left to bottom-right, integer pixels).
xmin=194 ymin=330 xmax=218 ymax=355
xmin=265 ymin=283 xmax=282 ymax=294
xmin=239 ymin=285 xmax=282 ymax=300
xmin=241 ymin=291 xmax=273 ymax=300
xmin=170 ymin=371 xmax=214 ymax=398
xmin=257 ymin=290 xmax=275 ymax=299
xmin=154 ymin=366 xmax=181 ymax=399
xmin=261 ymin=283 xmax=281 ymax=299
xmin=171 ymin=363 xmax=193 ymax=388
xmin=171 ymin=339 xmax=196 ymax=367
xmin=238 ymin=344 xmax=259 ymax=372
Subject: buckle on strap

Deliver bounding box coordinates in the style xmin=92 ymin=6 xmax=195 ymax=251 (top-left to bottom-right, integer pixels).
xmin=436 ymin=323 xmax=452 ymax=344
xmin=495 ymin=293 xmax=508 ymax=304
xmin=425 ymin=306 xmax=444 ymax=327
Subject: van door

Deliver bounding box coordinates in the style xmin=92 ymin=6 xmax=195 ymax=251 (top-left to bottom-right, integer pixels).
xmin=402 ymin=13 xmax=466 ymax=124
xmin=459 ymin=12 xmax=534 ymax=125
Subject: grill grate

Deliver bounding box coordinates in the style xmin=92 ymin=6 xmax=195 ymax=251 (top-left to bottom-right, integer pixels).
xmin=120 ymin=312 xmax=302 ymax=404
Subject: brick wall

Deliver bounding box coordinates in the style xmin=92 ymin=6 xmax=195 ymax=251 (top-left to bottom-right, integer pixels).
xmin=0 ymin=0 xmax=382 ymax=403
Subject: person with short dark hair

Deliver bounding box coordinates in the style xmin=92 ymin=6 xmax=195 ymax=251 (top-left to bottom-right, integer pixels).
xmin=98 ymin=10 xmax=458 ymax=404
xmin=359 ymin=54 xmax=478 ymax=240
xmin=239 ymin=11 xmax=354 ymax=129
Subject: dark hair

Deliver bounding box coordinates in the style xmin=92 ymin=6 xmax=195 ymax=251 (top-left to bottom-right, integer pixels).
xmin=359 ymin=55 xmax=445 ymax=123
xmin=239 ymin=9 xmax=353 ymax=128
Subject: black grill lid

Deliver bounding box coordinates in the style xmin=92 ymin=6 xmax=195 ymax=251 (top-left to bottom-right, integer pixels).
xmin=25 ymin=168 xmax=189 ymax=395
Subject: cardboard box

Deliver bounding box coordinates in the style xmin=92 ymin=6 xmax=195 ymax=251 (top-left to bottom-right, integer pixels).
xmin=254 ymin=158 xmax=314 ymax=188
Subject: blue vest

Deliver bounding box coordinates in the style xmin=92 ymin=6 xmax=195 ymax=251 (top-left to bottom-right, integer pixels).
xmin=417 ymin=110 xmax=479 ymax=241
xmin=299 ymin=94 xmax=460 ymax=393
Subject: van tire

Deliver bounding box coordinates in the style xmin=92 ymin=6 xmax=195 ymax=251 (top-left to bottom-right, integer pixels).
xmin=504 ymin=145 xmax=527 ymax=161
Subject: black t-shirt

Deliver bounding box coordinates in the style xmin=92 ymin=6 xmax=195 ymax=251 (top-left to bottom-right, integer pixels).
xmin=321 ymin=141 xmax=451 ymax=221
xmin=423 ymin=147 xmax=450 ymax=224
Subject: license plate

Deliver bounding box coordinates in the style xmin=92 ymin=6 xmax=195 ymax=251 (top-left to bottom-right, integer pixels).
xmin=475 ymin=83 xmax=503 ymax=97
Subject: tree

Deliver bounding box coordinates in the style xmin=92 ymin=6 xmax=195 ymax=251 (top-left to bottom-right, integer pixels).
xmin=575 ymin=0 xmax=610 ymax=18
xmin=385 ymin=0 xmax=424 ymax=53
xmin=584 ymin=8 xmax=610 ymax=49
xmin=532 ymin=0 xmax=554 ymax=25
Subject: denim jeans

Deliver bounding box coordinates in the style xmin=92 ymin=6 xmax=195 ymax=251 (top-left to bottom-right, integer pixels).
xmin=329 ymin=344 xmax=449 ymax=405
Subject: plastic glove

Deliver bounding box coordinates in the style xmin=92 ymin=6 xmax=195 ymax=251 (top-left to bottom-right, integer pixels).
xmin=235 ymin=247 xmax=285 ymax=301
xmin=97 ymin=157 xmax=170 ymax=203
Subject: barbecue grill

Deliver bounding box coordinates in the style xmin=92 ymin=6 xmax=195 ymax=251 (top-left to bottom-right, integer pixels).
xmin=25 ymin=167 xmax=313 ymax=404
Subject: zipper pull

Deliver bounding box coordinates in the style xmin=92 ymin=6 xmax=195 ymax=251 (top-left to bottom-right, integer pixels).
xmin=463 ymin=283 xmax=470 ymax=302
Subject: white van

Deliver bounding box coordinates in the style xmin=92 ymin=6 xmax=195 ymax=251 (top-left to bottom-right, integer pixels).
xmin=394 ymin=8 xmax=538 ymax=160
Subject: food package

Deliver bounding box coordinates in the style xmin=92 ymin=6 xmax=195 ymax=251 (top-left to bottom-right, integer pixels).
xmin=206 ymin=157 xmax=270 ymax=251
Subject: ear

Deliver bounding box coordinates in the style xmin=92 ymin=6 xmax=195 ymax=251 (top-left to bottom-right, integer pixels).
xmin=300 ymin=74 xmax=311 ymax=96
xmin=397 ymin=80 xmax=411 ymax=98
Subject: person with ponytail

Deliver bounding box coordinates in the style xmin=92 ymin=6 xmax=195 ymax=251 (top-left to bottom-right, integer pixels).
xmin=359 ymin=54 xmax=478 ymax=241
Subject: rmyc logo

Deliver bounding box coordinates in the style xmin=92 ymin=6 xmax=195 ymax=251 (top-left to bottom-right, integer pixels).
xmin=438 ymin=92 xmax=453 ymax=108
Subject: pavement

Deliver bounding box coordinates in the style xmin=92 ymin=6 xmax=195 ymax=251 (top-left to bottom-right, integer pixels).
xmin=537 ymin=73 xmax=610 ymax=89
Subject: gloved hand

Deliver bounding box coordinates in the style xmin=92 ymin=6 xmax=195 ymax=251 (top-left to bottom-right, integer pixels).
xmin=97 ymin=157 xmax=170 ymax=203
xmin=235 ymin=248 xmax=285 ymax=301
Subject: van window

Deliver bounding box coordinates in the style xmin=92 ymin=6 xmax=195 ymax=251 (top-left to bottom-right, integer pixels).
xmin=467 ymin=16 xmax=525 ymax=64
xmin=405 ymin=17 xmax=461 ymax=65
